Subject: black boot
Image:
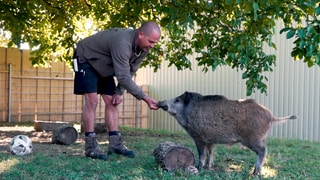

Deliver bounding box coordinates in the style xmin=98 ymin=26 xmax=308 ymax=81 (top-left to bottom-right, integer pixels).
xmin=84 ymin=133 xmax=108 ymax=160
xmin=108 ymin=134 xmax=135 ymax=158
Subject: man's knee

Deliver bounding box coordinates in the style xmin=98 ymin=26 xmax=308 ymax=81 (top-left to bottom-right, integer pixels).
xmin=84 ymin=94 xmax=99 ymax=107
xmin=102 ymin=95 xmax=116 ymax=106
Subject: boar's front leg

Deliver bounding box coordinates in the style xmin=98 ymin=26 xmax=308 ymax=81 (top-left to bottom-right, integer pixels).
xmin=194 ymin=141 xmax=206 ymax=170
xmin=206 ymin=144 xmax=214 ymax=169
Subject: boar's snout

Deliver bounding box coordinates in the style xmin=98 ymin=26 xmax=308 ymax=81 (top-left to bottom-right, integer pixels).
xmin=157 ymin=101 xmax=168 ymax=111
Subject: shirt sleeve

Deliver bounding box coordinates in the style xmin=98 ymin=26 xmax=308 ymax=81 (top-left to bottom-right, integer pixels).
xmin=110 ymin=41 xmax=146 ymax=99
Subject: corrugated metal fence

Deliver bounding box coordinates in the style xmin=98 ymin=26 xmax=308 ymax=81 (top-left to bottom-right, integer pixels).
xmin=136 ymin=22 xmax=320 ymax=142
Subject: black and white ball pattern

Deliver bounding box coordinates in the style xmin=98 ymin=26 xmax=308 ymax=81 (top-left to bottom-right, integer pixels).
xmin=185 ymin=165 xmax=199 ymax=175
xmin=9 ymin=135 xmax=33 ymax=156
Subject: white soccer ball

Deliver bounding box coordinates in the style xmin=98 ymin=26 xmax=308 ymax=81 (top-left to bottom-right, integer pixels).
xmin=185 ymin=165 xmax=199 ymax=175
xmin=9 ymin=135 xmax=33 ymax=156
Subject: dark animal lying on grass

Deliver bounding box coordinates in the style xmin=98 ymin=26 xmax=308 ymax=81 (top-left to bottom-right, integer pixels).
xmin=158 ymin=91 xmax=297 ymax=176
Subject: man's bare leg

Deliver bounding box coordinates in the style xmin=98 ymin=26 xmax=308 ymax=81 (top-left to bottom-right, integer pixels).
xmin=102 ymin=94 xmax=135 ymax=158
xmin=102 ymin=95 xmax=118 ymax=132
xmin=83 ymin=93 xmax=108 ymax=160
xmin=83 ymin=93 xmax=98 ymax=132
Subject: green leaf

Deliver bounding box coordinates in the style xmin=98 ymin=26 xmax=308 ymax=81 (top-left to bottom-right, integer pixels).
xmin=242 ymin=71 xmax=248 ymax=79
xmin=280 ymin=27 xmax=291 ymax=34
xmin=299 ymin=40 xmax=305 ymax=48
xmin=316 ymin=55 xmax=320 ymax=64
xmin=253 ymin=2 xmax=259 ymax=21
xmin=286 ymin=30 xmax=296 ymax=39
xmin=316 ymin=6 xmax=320 ymax=15
xmin=297 ymin=29 xmax=306 ymax=38
xmin=307 ymin=26 xmax=314 ymax=34
xmin=307 ymin=58 xmax=313 ymax=67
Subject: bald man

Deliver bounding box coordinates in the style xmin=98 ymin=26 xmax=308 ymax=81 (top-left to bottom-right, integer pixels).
xmin=73 ymin=21 xmax=161 ymax=160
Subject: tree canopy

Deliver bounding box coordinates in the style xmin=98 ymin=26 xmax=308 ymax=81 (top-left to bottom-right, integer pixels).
xmin=0 ymin=0 xmax=319 ymax=95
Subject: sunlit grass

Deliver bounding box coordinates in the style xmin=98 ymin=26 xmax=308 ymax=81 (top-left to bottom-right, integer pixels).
xmin=0 ymin=158 xmax=19 ymax=174
xmin=260 ymin=166 xmax=277 ymax=178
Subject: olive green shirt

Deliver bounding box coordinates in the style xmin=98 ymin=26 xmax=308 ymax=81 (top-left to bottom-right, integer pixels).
xmin=76 ymin=28 xmax=148 ymax=100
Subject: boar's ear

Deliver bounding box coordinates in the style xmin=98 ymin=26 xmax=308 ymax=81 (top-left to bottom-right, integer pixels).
xmin=182 ymin=91 xmax=192 ymax=105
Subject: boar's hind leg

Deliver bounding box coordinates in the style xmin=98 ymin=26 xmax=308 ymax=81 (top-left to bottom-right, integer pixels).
xmin=245 ymin=141 xmax=267 ymax=176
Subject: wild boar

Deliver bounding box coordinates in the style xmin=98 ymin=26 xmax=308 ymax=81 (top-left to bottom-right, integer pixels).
xmin=158 ymin=91 xmax=297 ymax=175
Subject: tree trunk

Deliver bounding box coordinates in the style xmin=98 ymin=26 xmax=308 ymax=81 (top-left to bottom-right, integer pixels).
xmin=52 ymin=125 xmax=78 ymax=145
xmin=153 ymin=141 xmax=195 ymax=171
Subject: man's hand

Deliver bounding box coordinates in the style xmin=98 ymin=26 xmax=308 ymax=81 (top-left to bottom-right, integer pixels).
xmin=112 ymin=94 xmax=123 ymax=105
xmin=142 ymin=96 xmax=159 ymax=110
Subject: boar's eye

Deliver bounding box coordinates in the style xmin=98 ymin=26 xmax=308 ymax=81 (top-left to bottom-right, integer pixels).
xmin=174 ymin=99 xmax=180 ymax=103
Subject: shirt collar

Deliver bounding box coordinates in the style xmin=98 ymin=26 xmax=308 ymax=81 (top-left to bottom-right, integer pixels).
xmin=132 ymin=30 xmax=143 ymax=55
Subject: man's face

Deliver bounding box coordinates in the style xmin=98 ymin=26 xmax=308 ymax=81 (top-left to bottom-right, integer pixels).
xmin=137 ymin=31 xmax=160 ymax=51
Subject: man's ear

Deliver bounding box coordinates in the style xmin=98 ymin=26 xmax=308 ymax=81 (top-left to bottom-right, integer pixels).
xmin=138 ymin=31 xmax=144 ymax=38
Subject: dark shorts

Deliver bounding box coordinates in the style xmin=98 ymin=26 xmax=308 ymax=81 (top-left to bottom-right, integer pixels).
xmin=73 ymin=59 xmax=115 ymax=95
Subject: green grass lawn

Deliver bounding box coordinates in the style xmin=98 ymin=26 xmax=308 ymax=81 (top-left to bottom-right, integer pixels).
xmin=0 ymin=126 xmax=320 ymax=180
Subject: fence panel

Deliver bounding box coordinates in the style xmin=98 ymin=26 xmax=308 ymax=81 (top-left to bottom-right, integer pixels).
xmin=0 ymin=47 xmax=148 ymax=128
xmin=0 ymin=65 xmax=9 ymax=121
xmin=8 ymin=65 xmax=83 ymax=123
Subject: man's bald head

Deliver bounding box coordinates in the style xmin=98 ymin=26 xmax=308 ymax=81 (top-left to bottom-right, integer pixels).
xmin=138 ymin=21 xmax=161 ymax=37
xmin=136 ymin=21 xmax=161 ymax=51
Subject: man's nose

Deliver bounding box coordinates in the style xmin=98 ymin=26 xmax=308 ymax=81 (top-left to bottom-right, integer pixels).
xmin=150 ymin=43 xmax=155 ymax=48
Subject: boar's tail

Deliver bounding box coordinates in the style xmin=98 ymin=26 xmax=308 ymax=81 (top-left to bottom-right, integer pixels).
xmin=273 ymin=115 xmax=298 ymax=122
